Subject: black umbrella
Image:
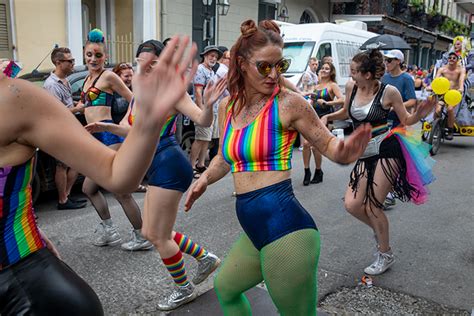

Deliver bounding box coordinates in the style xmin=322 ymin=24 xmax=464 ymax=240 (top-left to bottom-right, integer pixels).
xmin=360 ymin=34 xmax=411 ymax=50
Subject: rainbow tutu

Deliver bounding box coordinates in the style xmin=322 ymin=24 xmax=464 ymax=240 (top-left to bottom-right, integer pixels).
xmin=388 ymin=126 xmax=436 ymax=205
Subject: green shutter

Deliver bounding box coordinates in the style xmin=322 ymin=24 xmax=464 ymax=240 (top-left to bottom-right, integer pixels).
xmin=0 ymin=0 xmax=13 ymax=59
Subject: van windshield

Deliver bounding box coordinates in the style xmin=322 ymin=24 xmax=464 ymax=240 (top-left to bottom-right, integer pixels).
xmin=283 ymin=42 xmax=315 ymax=73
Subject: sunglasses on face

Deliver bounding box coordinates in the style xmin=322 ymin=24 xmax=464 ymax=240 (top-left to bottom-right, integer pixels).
xmin=119 ymin=62 xmax=133 ymax=69
xmin=60 ymin=59 xmax=75 ymax=64
xmin=448 ymin=56 xmax=458 ymax=61
xmin=250 ymin=58 xmax=291 ymax=77
xmin=384 ymin=58 xmax=395 ymax=63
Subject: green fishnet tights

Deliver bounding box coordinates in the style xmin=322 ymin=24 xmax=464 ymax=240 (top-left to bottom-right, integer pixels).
xmin=214 ymin=229 xmax=320 ymax=316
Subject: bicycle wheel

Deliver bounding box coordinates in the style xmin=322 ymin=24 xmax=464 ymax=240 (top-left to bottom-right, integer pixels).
xmin=428 ymin=119 xmax=442 ymax=156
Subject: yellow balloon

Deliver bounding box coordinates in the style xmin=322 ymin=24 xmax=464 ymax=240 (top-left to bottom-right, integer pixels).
xmin=444 ymin=89 xmax=462 ymax=107
xmin=431 ymin=77 xmax=450 ymax=95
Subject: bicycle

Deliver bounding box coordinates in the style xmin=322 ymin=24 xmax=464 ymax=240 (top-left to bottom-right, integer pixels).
xmin=422 ymin=100 xmax=448 ymax=156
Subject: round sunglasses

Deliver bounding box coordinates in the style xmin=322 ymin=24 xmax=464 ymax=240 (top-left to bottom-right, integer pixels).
xmin=249 ymin=58 xmax=291 ymax=77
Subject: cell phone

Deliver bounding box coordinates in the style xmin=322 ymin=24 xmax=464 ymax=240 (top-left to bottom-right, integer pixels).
xmin=3 ymin=60 xmax=22 ymax=78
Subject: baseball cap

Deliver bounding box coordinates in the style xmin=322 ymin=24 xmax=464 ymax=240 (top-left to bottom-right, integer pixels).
xmin=136 ymin=40 xmax=164 ymax=58
xmin=200 ymin=45 xmax=223 ymax=59
xmin=383 ymin=49 xmax=404 ymax=63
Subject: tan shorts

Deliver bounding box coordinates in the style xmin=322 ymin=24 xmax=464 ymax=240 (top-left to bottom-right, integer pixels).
xmin=195 ymin=125 xmax=212 ymax=141
xmin=195 ymin=114 xmax=219 ymax=141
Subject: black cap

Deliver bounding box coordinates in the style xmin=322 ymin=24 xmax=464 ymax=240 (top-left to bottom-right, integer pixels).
xmin=200 ymin=45 xmax=223 ymax=59
xmin=136 ymin=40 xmax=164 ymax=58
xmin=218 ymin=46 xmax=229 ymax=54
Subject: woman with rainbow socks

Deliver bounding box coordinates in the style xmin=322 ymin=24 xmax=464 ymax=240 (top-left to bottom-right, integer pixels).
xmin=0 ymin=36 xmax=196 ymax=315
xmin=322 ymin=49 xmax=436 ymax=275
xmin=184 ymin=20 xmax=372 ymax=315
xmin=86 ymin=39 xmax=227 ymax=310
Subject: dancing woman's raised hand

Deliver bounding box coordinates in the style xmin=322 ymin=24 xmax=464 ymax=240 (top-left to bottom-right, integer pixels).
xmin=132 ymin=36 xmax=198 ymax=125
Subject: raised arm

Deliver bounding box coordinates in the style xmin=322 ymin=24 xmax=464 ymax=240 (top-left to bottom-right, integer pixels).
xmin=184 ymin=96 xmax=231 ymax=211
xmin=283 ymin=90 xmax=371 ymax=165
xmin=16 ymin=36 xmax=197 ymax=194
xmin=385 ymin=85 xmax=436 ymax=126
xmin=108 ymin=71 xmax=133 ymax=102
xmin=175 ymin=77 xmax=227 ymax=126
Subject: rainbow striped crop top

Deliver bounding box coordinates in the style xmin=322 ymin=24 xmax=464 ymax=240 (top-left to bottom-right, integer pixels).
xmin=221 ymin=87 xmax=298 ymax=173
xmin=127 ymin=98 xmax=177 ymax=137
xmin=0 ymin=155 xmax=45 ymax=270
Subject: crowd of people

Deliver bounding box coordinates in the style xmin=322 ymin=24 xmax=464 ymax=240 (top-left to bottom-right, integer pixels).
xmin=5 ymin=21 xmax=473 ymax=316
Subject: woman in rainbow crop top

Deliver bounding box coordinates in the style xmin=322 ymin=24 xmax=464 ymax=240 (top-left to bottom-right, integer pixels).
xmin=184 ymin=20 xmax=372 ymax=316
xmin=0 ymin=36 xmax=196 ymax=315
xmin=86 ymin=39 xmax=227 ymax=311
xmin=302 ymin=61 xmax=344 ymax=186
xmin=79 ymin=29 xmax=150 ymax=250
xmin=322 ymin=50 xmax=435 ymax=276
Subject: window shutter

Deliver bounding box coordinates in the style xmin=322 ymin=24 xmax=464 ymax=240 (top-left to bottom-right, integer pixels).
xmin=0 ymin=0 xmax=13 ymax=59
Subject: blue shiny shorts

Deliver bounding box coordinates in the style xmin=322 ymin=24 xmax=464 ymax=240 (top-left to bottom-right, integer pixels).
xmin=236 ymin=179 xmax=318 ymax=250
xmin=93 ymin=120 xmax=124 ymax=146
xmin=146 ymin=135 xmax=193 ymax=193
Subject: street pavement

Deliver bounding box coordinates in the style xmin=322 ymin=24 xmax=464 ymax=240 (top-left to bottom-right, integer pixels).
xmin=36 ymin=135 xmax=473 ymax=315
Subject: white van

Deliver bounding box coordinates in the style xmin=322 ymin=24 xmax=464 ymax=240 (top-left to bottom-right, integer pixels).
xmin=280 ymin=21 xmax=377 ymax=90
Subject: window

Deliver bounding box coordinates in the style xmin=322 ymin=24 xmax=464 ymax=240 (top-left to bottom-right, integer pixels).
xmin=299 ymin=10 xmax=314 ymax=24
xmin=0 ymin=0 xmax=13 ymax=59
xmin=258 ymin=1 xmax=276 ymax=21
xmin=283 ymin=41 xmax=316 ymax=73
xmin=316 ymin=42 xmax=332 ymax=62
xmin=335 ymin=41 xmax=359 ymax=78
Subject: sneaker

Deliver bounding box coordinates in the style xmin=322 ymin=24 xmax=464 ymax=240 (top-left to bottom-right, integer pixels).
xmin=310 ymin=169 xmax=323 ymax=184
xmin=383 ymin=196 xmax=396 ymax=210
xmin=303 ymin=168 xmax=311 ymax=186
xmin=57 ymin=198 xmax=86 ymax=210
xmin=192 ymin=252 xmax=221 ymax=285
xmin=120 ymin=230 xmax=153 ymax=251
xmin=364 ymin=250 xmax=395 ymax=275
xmin=157 ymin=283 xmax=197 ymax=311
xmin=93 ymin=223 xmax=122 ymax=247
xmin=445 ymin=128 xmax=454 ymax=141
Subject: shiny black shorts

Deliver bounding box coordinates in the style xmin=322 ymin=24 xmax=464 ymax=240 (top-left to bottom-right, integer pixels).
xmin=147 ymin=135 xmax=193 ymax=193
xmin=236 ymin=179 xmax=318 ymax=250
xmin=0 ymin=248 xmax=103 ymax=316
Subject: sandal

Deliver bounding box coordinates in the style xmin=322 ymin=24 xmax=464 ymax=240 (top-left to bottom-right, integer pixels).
xmin=193 ymin=165 xmax=207 ymax=179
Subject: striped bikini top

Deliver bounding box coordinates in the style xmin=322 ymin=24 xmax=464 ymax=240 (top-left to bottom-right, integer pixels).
xmin=127 ymin=98 xmax=177 ymax=137
xmin=349 ymin=83 xmax=390 ymax=137
xmin=314 ymin=87 xmax=332 ymax=102
xmin=0 ymin=155 xmax=45 ymax=270
xmin=221 ymin=87 xmax=298 ymax=173
xmin=80 ymin=70 xmax=117 ymax=108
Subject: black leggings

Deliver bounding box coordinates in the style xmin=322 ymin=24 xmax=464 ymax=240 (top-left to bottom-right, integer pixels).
xmin=0 ymin=248 xmax=103 ymax=316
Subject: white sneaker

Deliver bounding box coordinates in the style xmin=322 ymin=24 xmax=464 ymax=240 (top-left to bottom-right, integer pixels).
xmin=192 ymin=252 xmax=221 ymax=285
xmin=120 ymin=230 xmax=153 ymax=251
xmin=157 ymin=283 xmax=197 ymax=311
xmin=93 ymin=223 xmax=121 ymax=247
xmin=364 ymin=250 xmax=395 ymax=275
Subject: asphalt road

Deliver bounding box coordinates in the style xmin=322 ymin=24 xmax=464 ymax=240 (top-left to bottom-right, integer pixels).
xmin=36 ymin=135 xmax=474 ymax=314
